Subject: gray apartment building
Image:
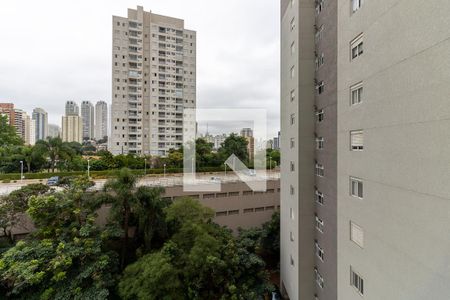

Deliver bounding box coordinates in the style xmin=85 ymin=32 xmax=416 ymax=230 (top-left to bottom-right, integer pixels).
xmin=31 ymin=108 xmax=48 ymax=142
xmin=280 ymin=0 xmax=450 ymax=300
xmin=95 ymin=101 xmax=108 ymax=140
xmin=81 ymin=101 xmax=95 ymax=140
xmin=110 ymin=6 xmax=196 ymax=156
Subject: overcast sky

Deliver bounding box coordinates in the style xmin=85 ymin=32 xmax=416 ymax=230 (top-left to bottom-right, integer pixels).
xmin=0 ymin=0 xmax=280 ymax=138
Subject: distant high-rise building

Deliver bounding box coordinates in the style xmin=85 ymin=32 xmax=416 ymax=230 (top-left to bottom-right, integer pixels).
xmin=81 ymin=101 xmax=94 ymax=140
xmin=61 ymin=115 xmax=82 ymax=143
xmin=240 ymin=128 xmax=254 ymax=162
xmin=28 ymin=118 xmax=36 ymax=145
xmin=273 ymin=131 xmax=280 ymax=150
xmin=111 ymin=6 xmax=196 ymax=156
xmin=95 ymin=101 xmax=108 ymax=140
xmin=240 ymin=128 xmax=253 ymax=138
xmin=65 ymin=101 xmax=79 ymax=116
xmin=48 ymin=124 xmax=60 ymax=138
xmin=13 ymin=109 xmax=27 ymax=140
xmin=0 ymin=103 xmax=15 ymax=126
xmin=32 ymin=107 xmax=48 ymax=141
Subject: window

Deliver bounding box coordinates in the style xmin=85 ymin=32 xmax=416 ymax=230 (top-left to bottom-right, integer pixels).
xmin=290 ymin=207 xmax=295 ymax=220
xmin=316 ymin=81 xmax=324 ymax=94
xmin=351 ymin=34 xmax=364 ymax=60
xmin=351 ymin=82 xmax=363 ymax=105
xmin=351 ymin=268 xmax=364 ymax=295
xmin=350 ymin=221 xmax=364 ymax=248
xmin=290 ymin=17 xmax=295 ymax=31
xmin=350 ymin=130 xmax=364 ymax=150
xmin=314 ymin=268 xmax=324 ymax=288
xmin=315 ymin=215 xmax=324 ymax=233
xmin=352 ymin=0 xmax=364 ymax=13
xmin=315 ymin=163 xmax=324 ymax=177
xmin=290 ymin=185 xmax=295 ymax=195
xmin=290 ymin=138 xmax=295 ymax=148
xmin=290 ymin=113 xmax=295 ymax=125
xmin=290 ymin=89 xmax=295 ymax=102
xmin=315 ymin=25 xmax=324 ymax=43
xmin=316 ymin=0 xmax=324 ymax=14
xmin=315 ymin=242 xmax=324 ymax=261
xmin=350 ymin=177 xmax=363 ymax=198
xmin=315 ymin=190 xmax=324 ymax=205
xmin=290 ymin=161 xmax=295 ymax=172
xmin=290 ymin=231 xmax=294 ymax=241
xmin=290 ymin=66 xmax=295 ymax=78
xmin=316 ymin=109 xmax=324 ymax=122
xmin=316 ymin=137 xmax=324 ymax=150
xmin=290 ymin=255 xmax=295 ymax=266
xmin=315 ymin=53 xmax=325 ymax=69
xmin=290 ymin=41 xmax=295 ymax=55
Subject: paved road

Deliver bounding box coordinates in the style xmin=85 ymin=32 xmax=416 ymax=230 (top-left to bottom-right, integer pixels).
xmin=0 ymin=171 xmax=280 ymax=195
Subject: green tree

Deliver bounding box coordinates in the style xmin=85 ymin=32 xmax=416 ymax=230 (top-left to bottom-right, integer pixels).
xmin=219 ymin=133 xmax=249 ymax=164
xmin=0 ymin=177 xmax=118 ymax=299
xmin=12 ymin=145 xmax=34 ymax=173
xmin=102 ymin=168 xmax=138 ymax=269
xmin=102 ymin=169 xmax=168 ymax=267
xmin=118 ymin=198 xmax=272 ymax=300
xmin=35 ymin=137 xmax=74 ymax=172
xmin=134 ymin=186 xmax=170 ymax=252
xmin=0 ymin=115 xmax=22 ymax=147
xmin=0 ymin=184 xmax=49 ymax=244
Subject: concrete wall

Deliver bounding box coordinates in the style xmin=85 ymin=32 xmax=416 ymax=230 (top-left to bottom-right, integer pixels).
xmin=337 ymin=1 xmax=450 ymax=299
xmin=280 ymin=0 xmax=316 ymax=299
xmin=163 ymin=179 xmax=280 ymax=232
xmin=314 ymin=0 xmax=338 ymax=299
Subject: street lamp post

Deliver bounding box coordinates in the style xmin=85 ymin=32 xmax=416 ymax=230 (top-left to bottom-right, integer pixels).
xmin=20 ymin=161 xmax=23 ymax=182
xmin=163 ymin=163 xmax=166 ymax=178
xmin=144 ymin=157 xmax=147 ymax=176
xmin=87 ymin=158 xmax=90 ymax=178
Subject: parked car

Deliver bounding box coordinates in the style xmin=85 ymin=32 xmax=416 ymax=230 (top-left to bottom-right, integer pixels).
xmin=244 ymin=169 xmax=257 ymax=176
xmin=47 ymin=176 xmax=60 ymax=186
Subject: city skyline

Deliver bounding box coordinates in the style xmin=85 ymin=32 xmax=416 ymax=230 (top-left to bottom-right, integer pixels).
xmin=0 ymin=0 xmax=280 ymax=138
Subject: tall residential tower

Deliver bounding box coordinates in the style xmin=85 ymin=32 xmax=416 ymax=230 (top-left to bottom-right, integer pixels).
xmin=280 ymin=0 xmax=450 ymax=299
xmin=111 ymin=6 xmax=196 ymax=156
xmin=95 ymin=101 xmax=108 ymax=140
xmin=81 ymin=101 xmax=95 ymax=140
xmin=32 ymin=107 xmax=48 ymax=142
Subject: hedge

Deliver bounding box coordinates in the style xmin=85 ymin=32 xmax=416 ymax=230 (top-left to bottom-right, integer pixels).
xmin=0 ymin=166 xmax=226 ymax=181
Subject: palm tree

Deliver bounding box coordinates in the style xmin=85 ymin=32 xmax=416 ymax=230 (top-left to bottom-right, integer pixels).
xmin=103 ymin=168 xmax=138 ymax=269
xmin=134 ymin=186 xmax=168 ymax=251
xmin=35 ymin=137 xmax=73 ymax=172
xmin=20 ymin=146 xmax=33 ymax=172
xmin=102 ymin=168 xmax=168 ymax=268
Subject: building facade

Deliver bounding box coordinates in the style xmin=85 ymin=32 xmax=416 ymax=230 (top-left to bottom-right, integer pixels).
xmin=280 ymin=0 xmax=316 ymax=298
xmin=48 ymin=124 xmax=60 ymax=138
xmin=337 ymin=1 xmax=450 ymax=299
xmin=111 ymin=6 xmax=196 ymax=156
xmin=95 ymin=101 xmax=108 ymax=140
xmin=281 ymin=0 xmax=450 ymax=299
xmin=61 ymin=115 xmax=83 ymax=143
xmin=32 ymin=107 xmax=48 ymax=142
xmin=65 ymin=101 xmax=79 ymax=116
xmin=81 ymin=101 xmax=95 ymax=140
xmin=0 ymin=103 xmax=15 ymax=126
